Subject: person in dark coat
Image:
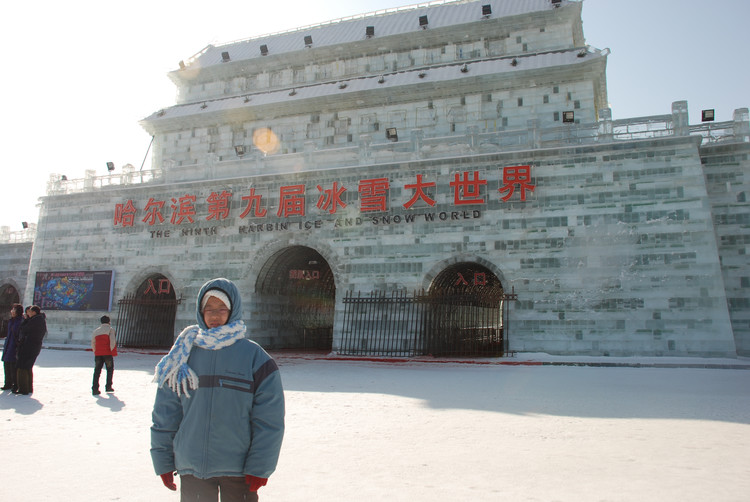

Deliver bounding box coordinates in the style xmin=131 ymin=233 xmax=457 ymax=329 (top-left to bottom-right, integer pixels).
xmin=15 ymin=305 xmax=46 ymax=395
xmin=1 ymin=304 xmax=24 ymax=391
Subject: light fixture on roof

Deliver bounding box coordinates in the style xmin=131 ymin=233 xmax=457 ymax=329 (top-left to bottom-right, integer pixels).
xmin=221 ymin=51 xmax=230 ymax=62
xmin=702 ymin=109 xmax=715 ymax=122
xmin=201 ymin=102 xmax=208 ymax=109
xmin=419 ymin=15 xmax=428 ymax=29
xmin=338 ymin=82 xmax=347 ymax=89
xmin=386 ymin=127 xmax=398 ymax=142
xmin=106 ymin=162 xmax=115 ymax=172
xmin=179 ymin=61 xmax=186 ymax=70
xmin=482 ymin=4 xmax=492 ymax=18
xmin=304 ymin=35 xmax=313 ymax=47
xmin=289 ymin=89 xmax=297 ymax=96
xmin=418 ymin=71 xmax=427 ymax=78
xmin=577 ymin=49 xmax=587 ymax=58
xmin=460 ymin=64 xmax=469 ymax=73
xmin=60 ymin=175 xmax=68 ymax=181
xmin=22 ymin=222 xmax=28 ymax=229
xmin=260 ymin=44 xmax=269 ymax=56
xmin=511 ymin=58 xmax=518 ymax=66
xmin=244 ymin=96 xmax=251 ymax=103
xmin=234 ymin=145 xmax=246 ymax=157
xmin=563 ymin=111 xmax=575 ymax=123
xmin=366 ymin=26 xmax=375 ymax=38
xmin=378 ymin=75 xmax=385 ymax=84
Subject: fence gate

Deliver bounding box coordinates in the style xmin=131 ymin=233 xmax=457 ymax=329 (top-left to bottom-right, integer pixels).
xmin=421 ymin=287 xmax=504 ymax=357
xmin=341 ymin=288 xmax=511 ymax=358
xmin=341 ymin=290 xmax=423 ymax=357
xmin=116 ymin=293 xmax=180 ymax=349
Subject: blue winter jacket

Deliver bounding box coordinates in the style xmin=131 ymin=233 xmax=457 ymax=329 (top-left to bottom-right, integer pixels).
xmin=2 ymin=316 xmax=22 ymax=362
xmin=150 ymin=278 xmax=285 ymax=479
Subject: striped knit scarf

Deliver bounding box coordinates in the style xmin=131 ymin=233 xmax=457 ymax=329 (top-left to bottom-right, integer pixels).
xmin=153 ymin=320 xmax=246 ymax=397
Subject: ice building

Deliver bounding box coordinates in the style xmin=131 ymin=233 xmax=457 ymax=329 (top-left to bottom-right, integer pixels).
xmin=3 ymin=0 xmax=749 ymax=357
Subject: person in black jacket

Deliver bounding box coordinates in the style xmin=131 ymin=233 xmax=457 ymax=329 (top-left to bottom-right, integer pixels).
xmin=1 ymin=304 xmax=24 ymax=391
xmin=15 ymin=305 xmax=46 ymax=395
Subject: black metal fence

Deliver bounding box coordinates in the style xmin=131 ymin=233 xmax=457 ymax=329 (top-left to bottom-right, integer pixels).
xmin=341 ymin=290 xmax=423 ymax=356
xmin=116 ymin=294 xmax=180 ymax=348
xmin=341 ymin=289 xmax=509 ymax=357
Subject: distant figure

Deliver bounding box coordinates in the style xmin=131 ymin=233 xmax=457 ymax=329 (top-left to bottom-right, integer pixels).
xmin=150 ymin=278 xmax=285 ymax=501
xmin=15 ymin=305 xmax=46 ymax=395
xmin=91 ymin=315 xmax=117 ymax=395
xmin=1 ymin=304 xmax=24 ymax=392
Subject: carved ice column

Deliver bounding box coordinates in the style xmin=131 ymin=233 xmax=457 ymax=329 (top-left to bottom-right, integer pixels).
xmin=733 ymin=108 xmax=749 ymax=142
xmin=671 ymin=100 xmax=689 ymax=136
xmin=598 ymin=108 xmax=613 ymax=142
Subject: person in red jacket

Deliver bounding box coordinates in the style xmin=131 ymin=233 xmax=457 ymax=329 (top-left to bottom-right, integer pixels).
xmin=91 ymin=315 xmax=117 ymax=395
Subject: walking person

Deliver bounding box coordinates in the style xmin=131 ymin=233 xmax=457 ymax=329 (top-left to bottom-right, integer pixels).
xmin=15 ymin=305 xmax=46 ymax=395
xmin=150 ymin=278 xmax=285 ymax=501
xmin=1 ymin=304 xmax=23 ymax=391
xmin=91 ymin=315 xmax=117 ymax=395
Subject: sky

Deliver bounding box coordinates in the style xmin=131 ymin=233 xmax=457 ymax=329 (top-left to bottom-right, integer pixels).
xmin=1 ymin=348 xmax=749 ymax=501
xmin=1 ymin=0 xmax=747 ymax=232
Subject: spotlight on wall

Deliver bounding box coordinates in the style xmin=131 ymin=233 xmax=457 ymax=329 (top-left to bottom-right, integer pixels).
xmin=260 ymin=44 xmax=269 ymax=56
xmin=563 ymin=111 xmax=575 ymax=123
xmin=460 ymin=64 xmax=469 ymax=73
xmin=386 ymin=127 xmax=398 ymax=142
xmin=366 ymin=26 xmax=375 ymax=38
xmin=304 ymin=35 xmax=313 ymax=47
xmin=221 ymin=51 xmax=230 ymax=62
xmin=702 ymin=109 xmax=715 ymax=122
xmin=419 ymin=15 xmax=428 ymax=29
xmin=234 ymin=145 xmax=246 ymax=157
xmin=106 ymin=162 xmax=115 ymax=172
xmin=22 ymin=222 xmax=28 ymax=229
xmin=510 ymin=58 xmax=518 ymax=67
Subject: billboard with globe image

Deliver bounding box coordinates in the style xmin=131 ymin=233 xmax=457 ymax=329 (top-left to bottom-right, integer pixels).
xmin=33 ymin=270 xmax=115 ymax=311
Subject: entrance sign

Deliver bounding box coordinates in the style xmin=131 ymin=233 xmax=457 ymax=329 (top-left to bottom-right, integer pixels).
xmin=113 ymin=166 xmax=535 ymax=228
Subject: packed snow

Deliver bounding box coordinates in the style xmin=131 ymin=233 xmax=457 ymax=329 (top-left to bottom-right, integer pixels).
xmin=1 ymin=348 xmax=749 ymax=501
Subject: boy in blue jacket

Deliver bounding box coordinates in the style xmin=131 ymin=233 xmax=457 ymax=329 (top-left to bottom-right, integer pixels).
xmin=151 ymin=278 xmax=285 ymax=501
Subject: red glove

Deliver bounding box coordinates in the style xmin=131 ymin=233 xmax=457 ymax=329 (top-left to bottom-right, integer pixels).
xmin=246 ymin=475 xmax=268 ymax=492
xmin=160 ymin=472 xmax=177 ymax=491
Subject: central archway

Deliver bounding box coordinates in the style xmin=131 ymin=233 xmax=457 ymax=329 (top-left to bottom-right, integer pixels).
xmin=255 ymin=245 xmax=335 ymax=351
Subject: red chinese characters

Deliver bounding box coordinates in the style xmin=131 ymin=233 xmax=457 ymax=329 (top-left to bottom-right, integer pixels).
xmin=114 ymin=166 xmax=535 ymax=227
xmin=499 ymin=165 xmax=535 ymax=202
xmin=359 ymin=178 xmax=389 ymax=213
xmin=316 ymin=182 xmax=347 ymax=215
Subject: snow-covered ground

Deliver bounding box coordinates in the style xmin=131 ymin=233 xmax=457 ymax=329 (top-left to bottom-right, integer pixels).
xmin=1 ymin=348 xmax=749 ymax=501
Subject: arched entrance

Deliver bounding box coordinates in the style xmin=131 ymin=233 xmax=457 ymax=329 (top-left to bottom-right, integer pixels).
xmin=255 ymin=246 xmax=334 ymax=351
xmin=424 ymin=262 xmax=505 ymax=356
xmin=116 ymin=274 xmax=179 ymax=349
xmin=0 ymin=284 xmax=20 ymax=338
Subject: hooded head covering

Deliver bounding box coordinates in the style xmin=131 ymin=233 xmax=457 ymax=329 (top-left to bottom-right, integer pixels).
xmin=154 ymin=278 xmax=247 ymax=396
xmin=195 ymin=278 xmax=243 ymax=330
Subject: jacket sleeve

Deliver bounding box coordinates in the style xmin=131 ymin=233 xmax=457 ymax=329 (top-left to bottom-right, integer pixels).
xmin=109 ymin=328 xmax=116 ymax=351
xmin=244 ymin=358 xmax=285 ymax=478
xmin=150 ymin=384 xmax=184 ymax=475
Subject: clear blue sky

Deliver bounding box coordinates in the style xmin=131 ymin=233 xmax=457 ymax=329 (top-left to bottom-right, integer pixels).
xmin=1 ymin=0 xmax=747 ymax=231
